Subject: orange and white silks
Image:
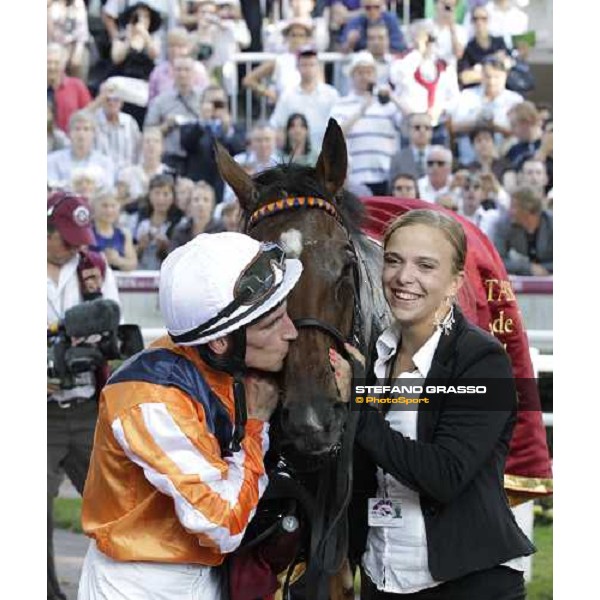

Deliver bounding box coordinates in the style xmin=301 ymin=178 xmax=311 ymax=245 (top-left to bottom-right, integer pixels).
xmin=81 ymin=335 xmax=269 ymax=566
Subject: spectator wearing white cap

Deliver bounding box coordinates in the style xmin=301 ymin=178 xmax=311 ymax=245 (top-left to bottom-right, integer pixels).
xmin=47 ymin=110 xmax=116 ymax=193
xmin=78 ymin=233 xmax=301 ymax=599
xmin=329 ymin=51 xmax=403 ymax=195
xmin=242 ymin=18 xmax=314 ymax=103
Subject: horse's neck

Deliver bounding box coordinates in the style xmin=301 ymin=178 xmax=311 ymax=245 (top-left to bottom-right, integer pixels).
xmin=351 ymin=233 xmax=392 ymax=351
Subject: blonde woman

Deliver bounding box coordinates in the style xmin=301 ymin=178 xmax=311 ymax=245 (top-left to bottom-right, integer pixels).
xmin=331 ymin=209 xmax=533 ymax=599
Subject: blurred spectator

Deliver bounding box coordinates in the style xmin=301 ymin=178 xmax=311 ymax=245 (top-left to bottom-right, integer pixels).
xmin=218 ymin=199 xmax=242 ymax=231
xmin=92 ymin=81 xmax=142 ymax=170
xmin=242 ymin=19 xmax=313 ymax=103
xmin=47 ymin=0 xmax=91 ymax=80
xmin=390 ymin=173 xmax=420 ymax=199
xmin=459 ymin=171 xmax=502 ymax=236
xmin=48 ymin=43 xmax=92 ymax=133
xmin=504 ymin=101 xmax=542 ymax=169
xmin=518 ymin=157 xmax=549 ymax=200
xmin=234 ymin=122 xmax=282 ymax=173
xmin=135 ymin=173 xmax=182 ymax=269
xmin=178 ymin=0 xmax=202 ymax=29
xmin=469 ymin=0 xmax=529 ymax=49
xmin=340 ymin=0 xmax=407 ymax=53
xmin=269 ymin=46 xmax=339 ymax=151
xmin=458 ymin=4 xmax=509 ymax=88
xmin=71 ymin=165 xmax=105 ymax=202
xmin=282 ymin=113 xmax=319 ymax=166
xmin=180 ymin=84 xmax=246 ymax=201
xmin=389 ymin=112 xmax=433 ymax=182
xmin=389 ymin=23 xmax=460 ymax=146
xmin=330 ymin=51 xmax=402 ymax=195
xmin=148 ymin=27 xmax=209 ymax=101
xmin=469 ymin=123 xmax=509 ymax=183
xmin=144 ymin=56 xmax=202 ymax=174
xmin=174 ymin=176 xmax=195 ymax=212
xmin=535 ymin=102 xmax=552 ymax=124
xmin=265 ymin=0 xmax=329 ymax=52
xmin=417 ymin=145 xmax=454 ymax=202
xmin=48 ymin=100 xmax=70 ymax=154
xmin=117 ymin=126 xmax=173 ymax=203
xmin=170 ymin=181 xmax=225 ymax=249
xmin=450 ymin=56 xmax=522 ymax=163
xmin=324 ymin=1 xmax=363 ymax=49
xmin=533 ymin=117 xmax=552 ymax=191
xmin=48 ymin=110 xmax=116 ymax=192
xmin=90 ymin=192 xmax=138 ymax=271
xmin=189 ymin=0 xmax=250 ymax=86
xmin=109 ymin=2 xmax=162 ymax=126
xmin=366 ymin=23 xmax=395 ymax=84
xmin=423 ymin=0 xmax=468 ymax=65
xmin=493 ymin=185 xmax=552 ymax=276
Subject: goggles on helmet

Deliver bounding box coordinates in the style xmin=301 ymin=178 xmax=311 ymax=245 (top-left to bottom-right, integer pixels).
xmin=170 ymin=242 xmax=287 ymax=343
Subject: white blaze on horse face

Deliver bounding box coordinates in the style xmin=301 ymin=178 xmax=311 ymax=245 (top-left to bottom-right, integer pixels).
xmin=280 ymin=229 xmax=303 ymax=259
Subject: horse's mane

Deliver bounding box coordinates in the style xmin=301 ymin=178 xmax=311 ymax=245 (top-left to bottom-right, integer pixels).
xmin=251 ymin=163 xmax=366 ymax=236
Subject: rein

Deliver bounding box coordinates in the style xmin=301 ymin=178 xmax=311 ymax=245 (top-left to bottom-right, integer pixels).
xmin=246 ymin=195 xmax=364 ymax=600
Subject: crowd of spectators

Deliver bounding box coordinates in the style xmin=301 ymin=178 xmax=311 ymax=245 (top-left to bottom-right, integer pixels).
xmin=47 ymin=0 xmax=552 ymax=276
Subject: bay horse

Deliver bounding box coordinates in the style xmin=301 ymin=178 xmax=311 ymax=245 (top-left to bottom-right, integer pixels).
xmin=215 ymin=119 xmax=388 ymax=600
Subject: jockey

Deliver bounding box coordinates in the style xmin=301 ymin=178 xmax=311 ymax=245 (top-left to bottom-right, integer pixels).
xmin=78 ymin=232 xmax=302 ymax=600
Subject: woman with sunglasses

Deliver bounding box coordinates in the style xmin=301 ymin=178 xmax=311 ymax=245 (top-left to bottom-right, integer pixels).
xmin=79 ymin=233 xmax=302 ymax=599
xmin=330 ymin=209 xmax=533 ymax=599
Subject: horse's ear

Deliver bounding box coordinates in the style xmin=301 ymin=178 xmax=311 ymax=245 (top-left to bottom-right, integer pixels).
xmin=214 ymin=141 xmax=258 ymax=212
xmin=315 ymin=118 xmax=347 ymax=197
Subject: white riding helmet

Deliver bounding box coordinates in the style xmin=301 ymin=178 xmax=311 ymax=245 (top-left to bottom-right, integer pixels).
xmin=159 ymin=232 xmax=303 ymax=345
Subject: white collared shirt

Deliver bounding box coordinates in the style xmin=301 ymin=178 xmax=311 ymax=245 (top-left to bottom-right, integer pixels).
xmin=363 ymin=324 xmax=443 ymax=594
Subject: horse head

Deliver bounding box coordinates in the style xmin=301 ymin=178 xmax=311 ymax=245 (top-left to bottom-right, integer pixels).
xmin=215 ymin=120 xmax=361 ymax=457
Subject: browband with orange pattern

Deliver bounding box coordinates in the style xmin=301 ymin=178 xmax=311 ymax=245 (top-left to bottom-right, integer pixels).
xmin=248 ymin=196 xmax=343 ymax=228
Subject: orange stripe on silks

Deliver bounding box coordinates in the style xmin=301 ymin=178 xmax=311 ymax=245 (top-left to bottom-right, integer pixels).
xmin=120 ymin=405 xmax=266 ymax=536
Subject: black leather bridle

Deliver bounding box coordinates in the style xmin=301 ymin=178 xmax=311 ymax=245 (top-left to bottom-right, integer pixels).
xmin=244 ymin=195 xmax=365 ymax=600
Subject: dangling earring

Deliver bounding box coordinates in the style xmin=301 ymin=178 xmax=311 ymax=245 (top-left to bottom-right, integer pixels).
xmin=433 ymin=296 xmax=456 ymax=336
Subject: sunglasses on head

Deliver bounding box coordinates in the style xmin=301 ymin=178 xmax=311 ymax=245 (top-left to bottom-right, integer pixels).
xmin=171 ymin=242 xmax=287 ymax=343
xmin=427 ymin=159 xmax=447 ymax=167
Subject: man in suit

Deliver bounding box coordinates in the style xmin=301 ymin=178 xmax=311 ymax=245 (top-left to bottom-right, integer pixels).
xmin=493 ymin=185 xmax=553 ymax=276
xmin=388 ymin=112 xmax=433 ymax=185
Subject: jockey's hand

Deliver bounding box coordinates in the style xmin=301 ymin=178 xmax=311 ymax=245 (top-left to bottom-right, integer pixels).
xmin=245 ymin=372 xmax=279 ymax=422
xmin=329 ymin=344 xmax=365 ymax=402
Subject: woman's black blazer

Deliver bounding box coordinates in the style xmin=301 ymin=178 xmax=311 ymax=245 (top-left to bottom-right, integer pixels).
xmin=349 ymin=307 xmax=535 ymax=581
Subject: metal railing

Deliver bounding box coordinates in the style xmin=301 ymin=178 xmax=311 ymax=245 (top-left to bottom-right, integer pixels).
xmin=229 ymin=51 xmax=347 ymax=132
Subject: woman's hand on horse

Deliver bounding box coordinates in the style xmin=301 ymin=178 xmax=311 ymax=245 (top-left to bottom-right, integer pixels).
xmin=329 ymin=344 xmax=365 ymax=403
xmin=245 ymin=372 xmax=280 ymax=422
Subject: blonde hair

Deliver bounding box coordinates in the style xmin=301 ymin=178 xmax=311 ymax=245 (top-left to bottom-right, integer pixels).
xmin=384 ymin=209 xmax=467 ymax=274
